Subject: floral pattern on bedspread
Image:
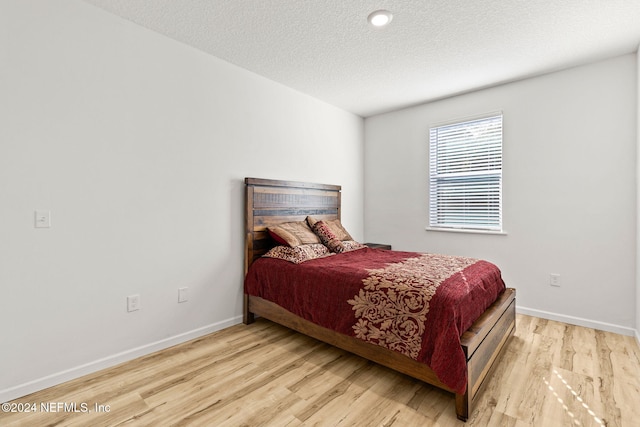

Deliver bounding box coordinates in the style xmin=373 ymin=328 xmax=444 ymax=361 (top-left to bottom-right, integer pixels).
xmin=348 ymin=254 xmax=477 ymax=360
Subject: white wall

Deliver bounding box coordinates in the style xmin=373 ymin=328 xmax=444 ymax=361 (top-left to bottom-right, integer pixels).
xmin=365 ymin=54 xmax=637 ymax=335
xmin=0 ymin=0 xmax=363 ymax=401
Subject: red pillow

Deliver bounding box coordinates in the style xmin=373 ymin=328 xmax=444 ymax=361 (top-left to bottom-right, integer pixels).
xmin=268 ymin=229 xmax=289 ymax=246
xmin=312 ymin=221 xmax=346 ymax=253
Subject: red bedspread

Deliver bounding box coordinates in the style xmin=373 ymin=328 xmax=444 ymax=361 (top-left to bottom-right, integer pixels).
xmin=244 ymin=247 xmax=506 ymax=394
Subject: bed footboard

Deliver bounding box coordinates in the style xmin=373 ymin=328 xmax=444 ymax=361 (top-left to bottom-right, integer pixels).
xmin=456 ymin=288 xmax=516 ymax=420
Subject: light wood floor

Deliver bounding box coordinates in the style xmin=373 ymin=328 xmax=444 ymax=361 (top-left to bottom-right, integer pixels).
xmin=3 ymin=314 xmax=639 ymax=426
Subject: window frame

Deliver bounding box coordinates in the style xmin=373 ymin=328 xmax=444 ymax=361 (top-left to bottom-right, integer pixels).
xmin=427 ymin=112 xmax=505 ymax=234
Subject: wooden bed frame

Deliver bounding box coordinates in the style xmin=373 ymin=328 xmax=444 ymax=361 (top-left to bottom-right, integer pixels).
xmin=243 ymin=177 xmax=516 ymax=421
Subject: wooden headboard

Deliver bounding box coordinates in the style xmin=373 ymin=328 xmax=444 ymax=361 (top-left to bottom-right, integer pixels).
xmin=244 ymin=177 xmax=341 ymax=274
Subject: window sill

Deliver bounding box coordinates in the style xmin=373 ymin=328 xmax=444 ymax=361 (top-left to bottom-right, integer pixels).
xmin=425 ymin=227 xmax=508 ymax=236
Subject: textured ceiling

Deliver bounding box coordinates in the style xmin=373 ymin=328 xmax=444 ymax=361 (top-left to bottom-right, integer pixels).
xmin=83 ymin=0 xmax=640 ymax=117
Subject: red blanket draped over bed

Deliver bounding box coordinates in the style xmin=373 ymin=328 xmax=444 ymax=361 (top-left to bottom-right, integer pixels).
xmin=244 ymin=247 xmax=506 ymax=394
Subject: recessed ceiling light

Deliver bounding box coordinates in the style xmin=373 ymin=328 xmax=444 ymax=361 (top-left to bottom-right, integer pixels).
xmin=368 ymin=10 xmax=393 ymax=27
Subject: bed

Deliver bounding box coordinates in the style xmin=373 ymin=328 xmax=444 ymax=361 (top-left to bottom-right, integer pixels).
xmin=243 ymin=177 xmax=515 ymax=421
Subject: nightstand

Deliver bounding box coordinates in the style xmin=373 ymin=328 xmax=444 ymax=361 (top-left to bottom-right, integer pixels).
xmin=364 ymin=243 xmax=392 ymax=250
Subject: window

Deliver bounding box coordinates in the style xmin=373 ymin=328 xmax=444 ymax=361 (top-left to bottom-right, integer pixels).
xmin=428 ymin=113 xmax=503 ymax=232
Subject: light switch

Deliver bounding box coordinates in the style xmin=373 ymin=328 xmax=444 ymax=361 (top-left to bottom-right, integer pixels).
xmin=35 ymin=210 xmax=51 ymax=228
xmin=178 ymin=287 xmax=188 ymax=303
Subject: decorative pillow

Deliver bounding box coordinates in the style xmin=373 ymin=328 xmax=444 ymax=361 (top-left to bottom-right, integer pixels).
xmin=262 ymin=243 xmax=332 ymax=264
xmin=267 ymin=229 xmax=289 ymax=246
xmin=342 ymin=240 xmax=366 ymax=252
xmin=311 ymin=220 xmax=346 ymax=253
xmin=267 ymin=221 xmax=321 ymax=247
xmin=306 ymin=216 xmax=353 ymax=241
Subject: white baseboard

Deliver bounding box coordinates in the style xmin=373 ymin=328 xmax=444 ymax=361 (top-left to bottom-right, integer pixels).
xmin=1 ymin=316 xmax=243 ymax=403
xmin=517 ymin=306 xmax=636 ymax=337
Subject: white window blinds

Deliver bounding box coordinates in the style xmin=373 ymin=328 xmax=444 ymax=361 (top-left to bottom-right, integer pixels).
xmin=429 ymin=113 xmax=503 ymax=232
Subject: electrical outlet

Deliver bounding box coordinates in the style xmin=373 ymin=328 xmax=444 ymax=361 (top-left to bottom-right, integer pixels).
xmin=34 ymin=210 xmax=51 ymax=228
xmin=127 ymin=294 xmax=140 ymax=312
xmin=178 ymin=287 xmax=188 ymax=303
xmin=550 ymin=274 xmax=561 ymax=287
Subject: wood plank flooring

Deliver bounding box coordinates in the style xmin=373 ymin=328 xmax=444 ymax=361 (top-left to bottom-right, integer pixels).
xmin=2 ymin=314 xmax=639 ymax=426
